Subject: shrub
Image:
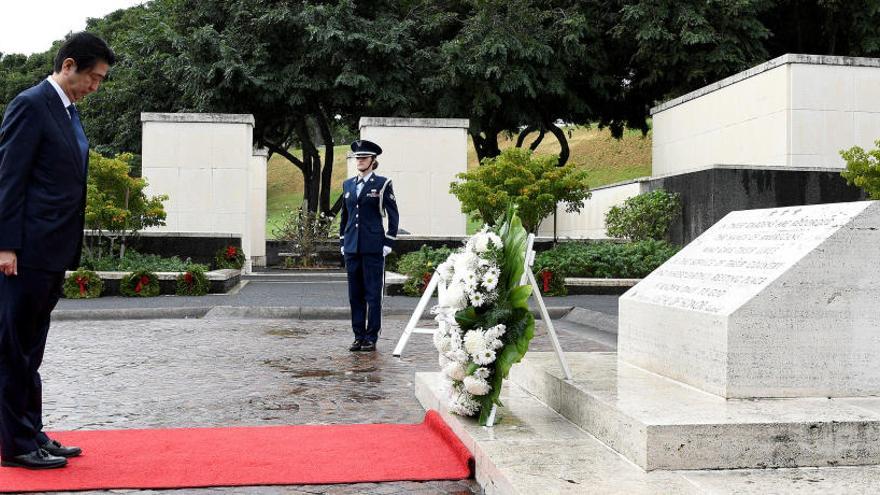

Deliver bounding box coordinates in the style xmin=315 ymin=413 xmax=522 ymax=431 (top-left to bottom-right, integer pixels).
xmin=396 ymin=245 xmax=455 ymax=296
xmin=176 ymin=267 xmax=210 ymax=296
xmin=533 ymin=240 xmax=679 ymax=295
xmin=605 ymin=189 xmax=682 ymax=241
xmin=273 ymin=206 xmax=337 ymax=268
xmin=63 ymin=269 xmax=103 ymax=299
xmin=214 ymin=245 xmax=245 ymax=270
xmin=840 ymin=140 xmax=880 ymax=199
xmin=80 ymin=249 xmax=207 ymax=272
xmin=120 ymin=270 xmax=160 ymax=297
xmin=450 ymin=148 xmax=591 ymax=233
xmin=84 ymin=151 xmax=167 ymax=259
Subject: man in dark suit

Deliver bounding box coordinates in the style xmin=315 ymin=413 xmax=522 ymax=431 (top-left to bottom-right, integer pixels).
xmin=0 ymin=32 xmax=114 ymax=470
xmin=340 ymin=140 xmax=399 ymax=352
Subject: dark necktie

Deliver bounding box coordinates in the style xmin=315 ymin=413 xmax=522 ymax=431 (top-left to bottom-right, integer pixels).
xmin=67 ymin=104 xmax=89 ymax=174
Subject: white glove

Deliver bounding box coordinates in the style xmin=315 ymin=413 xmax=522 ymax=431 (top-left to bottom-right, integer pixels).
xmin=340 ymin=247 xmax=345 ymax=255
xmin=382 ymin=246 xmax=392 ymax=257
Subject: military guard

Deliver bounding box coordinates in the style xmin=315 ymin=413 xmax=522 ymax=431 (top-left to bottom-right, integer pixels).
xmin=340 ymin=140 xmax=399 ymax=352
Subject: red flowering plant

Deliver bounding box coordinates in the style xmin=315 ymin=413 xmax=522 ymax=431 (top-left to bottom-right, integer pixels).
xmin=214 ymin=245 xmax=245 ymax=269
xmin=176 ymin=266 xmax=209 ymax=296
xmin=120 ymin=270 xmax=160 ymax=297
xmin=62 ymin=269 xmax=104 ymax=299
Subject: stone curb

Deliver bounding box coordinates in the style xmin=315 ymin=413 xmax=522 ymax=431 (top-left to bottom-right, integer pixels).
xmin=562 ymin=306 xmax=618 ymax=334
xmin=53 ymin=305 xmax=574 ymax=321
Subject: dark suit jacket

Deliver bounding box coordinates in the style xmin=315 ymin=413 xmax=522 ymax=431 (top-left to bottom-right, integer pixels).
xmin=0 ymin=79 xmax=88 ymax=272
xmin=339 ymin=174 xmax=399 ymax=254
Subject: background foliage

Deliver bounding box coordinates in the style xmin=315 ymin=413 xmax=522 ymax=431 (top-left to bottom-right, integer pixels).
xmin=605 ymin=189 xmax=682 ymax=241
xmin=840 ymin=140 xmax=880 ymax=199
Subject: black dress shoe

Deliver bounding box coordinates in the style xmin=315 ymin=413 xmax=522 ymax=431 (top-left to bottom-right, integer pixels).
xmin=349 ymin=339 xmax=364 ymax=352
xmin=41 ymin=439 xmax=82 ymax=458
xmin=360 ymin=341 xmax=376 ymax=352
xmin=1 ymin=449 xmax=67 ymax=469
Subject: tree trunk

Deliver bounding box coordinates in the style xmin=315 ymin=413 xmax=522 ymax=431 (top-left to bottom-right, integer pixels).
xmin=315 ymin=108 xmax=335 ymax=214
xmin=471 ymin=129 xmax=501 ymax=163
xmin=515 ymin=125 xmax=538 ymax=148
xmin=546 ymin=122 xmax=570 ymax=167
xmin=296 ymin=121 xmax=321 ymax=213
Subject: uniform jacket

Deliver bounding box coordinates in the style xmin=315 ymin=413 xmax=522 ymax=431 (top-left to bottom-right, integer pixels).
xmin=339 ymin=173 xmax=399 ymax=254
xmin=0 ymin=80 xmax=89 ymax=272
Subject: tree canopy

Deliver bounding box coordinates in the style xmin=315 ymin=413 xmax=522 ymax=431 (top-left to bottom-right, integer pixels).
xmin=3 ymin=0 xmax=880 ymax=212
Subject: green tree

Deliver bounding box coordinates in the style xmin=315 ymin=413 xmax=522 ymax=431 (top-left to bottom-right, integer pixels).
xmin=449 ymin=148 xmax=591 ymax=233
xmin=605 ymin=189 xmax=682 ymax=241
xmin=172 ymin=0 xmax=418 ymax=215
xmin=85 ymin=151 xmax=168 ymax=258
xmin=840 ymin=140 xmax=880 ymax=199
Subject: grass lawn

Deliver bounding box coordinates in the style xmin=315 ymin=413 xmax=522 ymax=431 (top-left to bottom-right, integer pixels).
xmin=267 ymin=127 xmax=652 ymax=238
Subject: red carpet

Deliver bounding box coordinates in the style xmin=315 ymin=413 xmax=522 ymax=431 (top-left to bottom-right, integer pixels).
xmin=0 ymin=411 xmax=473 ymax=492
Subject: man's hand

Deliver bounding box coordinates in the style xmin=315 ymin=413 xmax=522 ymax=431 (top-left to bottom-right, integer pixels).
xmin=0 ymin=250 xmax=17 ymax=276
xmin=382 ymin=246 xmax=392 ymax=257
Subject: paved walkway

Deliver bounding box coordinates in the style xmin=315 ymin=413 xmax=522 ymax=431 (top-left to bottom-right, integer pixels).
xmin=31 ymin=291 xmax=612 ymax=494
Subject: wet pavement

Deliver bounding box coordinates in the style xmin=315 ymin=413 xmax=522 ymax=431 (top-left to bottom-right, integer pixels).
xmin=30 ymin=314 xmax=609 ymax=495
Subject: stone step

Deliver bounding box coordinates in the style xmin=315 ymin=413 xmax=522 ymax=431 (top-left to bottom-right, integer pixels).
xmin=414 ymin=372 xmax=702 ymax=494
xmin=415 ymin=370 xmax=880 ymax=494
xmin=509 ymin=352 xmax=880 ymax=471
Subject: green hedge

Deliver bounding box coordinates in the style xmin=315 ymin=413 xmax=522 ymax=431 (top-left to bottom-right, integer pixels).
xmin=80 ymin=249 xmax=208 ymax=272
xmin=533 ymin=240 xmax=679 ymax=295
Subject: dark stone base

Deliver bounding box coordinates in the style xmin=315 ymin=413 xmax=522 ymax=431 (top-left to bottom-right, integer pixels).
xmin=645 ymin=167 xmax=867 ymax=245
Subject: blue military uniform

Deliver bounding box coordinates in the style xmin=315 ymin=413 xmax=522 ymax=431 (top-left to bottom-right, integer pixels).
xmin=340 ymin=140 xmax=399 ymax=349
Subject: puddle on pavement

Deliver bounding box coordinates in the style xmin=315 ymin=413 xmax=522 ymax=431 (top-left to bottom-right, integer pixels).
xmin=264 ymin=328 xmax=309 ymax=338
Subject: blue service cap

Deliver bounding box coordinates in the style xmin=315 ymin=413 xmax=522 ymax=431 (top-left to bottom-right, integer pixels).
xmin=350 ymin=139 xmax=383 ymax=157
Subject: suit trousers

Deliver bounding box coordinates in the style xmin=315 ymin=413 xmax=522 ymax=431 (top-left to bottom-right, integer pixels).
xmin=0 ymin=267 xmax=62 ymax=457
xmin=344 ymin=253 xmax=384 ymax=343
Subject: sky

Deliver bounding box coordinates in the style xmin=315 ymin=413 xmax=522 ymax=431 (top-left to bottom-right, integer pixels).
xmin=0 ymin=0 xmax=145 ymax=56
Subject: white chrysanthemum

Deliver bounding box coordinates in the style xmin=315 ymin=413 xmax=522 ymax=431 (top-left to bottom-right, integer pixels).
xmin=463 ymin=329 xmax=488 ymax=356
xmin=463 ymin=375 xmax=492 ymax=396
xmin=446 ymin=348 xmax=469 ymax=364
xmin=448 ymin=390 xmax=480 ymax=416
xmin=443 ymin=361 xmax=467 ymax=381
xmin=485 ymin=324 xmax=506 ymax=340
xmin=473 ymin=367 xmax=491 ymax=380
xmin=463 ymin=278 xmax=479 ymax=295
xmin=481 ymin=272 xmax=498 ymax=291
xmin=473 ymin=348 xmax=497 ymax=366
xmin=433 ymin=328 xmax=452 ymax=353
xmin=437 ymin=260 xmax=454 ymax=281
xmin=440 ymin=282 xmax=467 ymax=310
xmin=487 ymin=232 xmax=503 ymax=249
xmin=471 ymin=233 xmax=490 ymax=253
xmin=470 ymin=292 xmax=486 ymax=307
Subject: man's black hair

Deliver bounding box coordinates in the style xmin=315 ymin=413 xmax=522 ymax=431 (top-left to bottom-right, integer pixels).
xmin=53 ymin=32 xmax=116 ymax=73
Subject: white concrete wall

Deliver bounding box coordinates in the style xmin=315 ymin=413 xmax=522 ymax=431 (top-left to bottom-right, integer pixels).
xmin=249 ymin=148 xmax=268 ymax=267
xmin=537 ymin=180 xmax=647 ymax=239
xmin=141 ymin=113 xmax=263 ymax=270
xmin=652 ymin=54 xmax=880 ymax=175
xmin=355 ymin=117 xmax=469 ymax=236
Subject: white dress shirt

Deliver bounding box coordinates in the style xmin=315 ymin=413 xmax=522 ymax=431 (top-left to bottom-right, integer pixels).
xmin=46 ymin=76 xmax=73 ymax=118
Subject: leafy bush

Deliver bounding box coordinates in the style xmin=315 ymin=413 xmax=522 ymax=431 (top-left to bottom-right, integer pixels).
xmin=450 ymin=148 xmax=591 ymax=233
xmin=120 ymin=270 xmax=160 ymax=297
xmin=274 ymin=206 xmax=338 ymax=268
xmin=176 ymin=266 xmax=210 ymax=296
xmin=840 ymin=140 xmax=880 ymax=199
xmin=80 ymin=249 xmax=207 ymax=272
xmin=84 ymin=151 xmax=167 ymax=259
xmin=63 ymin=269 xmax=104 ymax=299
xmin=533 ymin=240 xmax=679 ymax=295
xmin=605 ymin=189 xmax=682 ymax=241
xmin=396 ymin=245 xmax=455 ymax=296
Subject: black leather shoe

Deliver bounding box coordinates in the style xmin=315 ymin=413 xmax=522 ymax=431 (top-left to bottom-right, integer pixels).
xmin=349 ymin=339 xmax=364 ymax=352
xmin=360 ymin=341 xmax=376 ymax=352
xmin=1 ymin=449 xmax=67 ymax=469
xmin=41 ymin=439 xmax=82 ymax=458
